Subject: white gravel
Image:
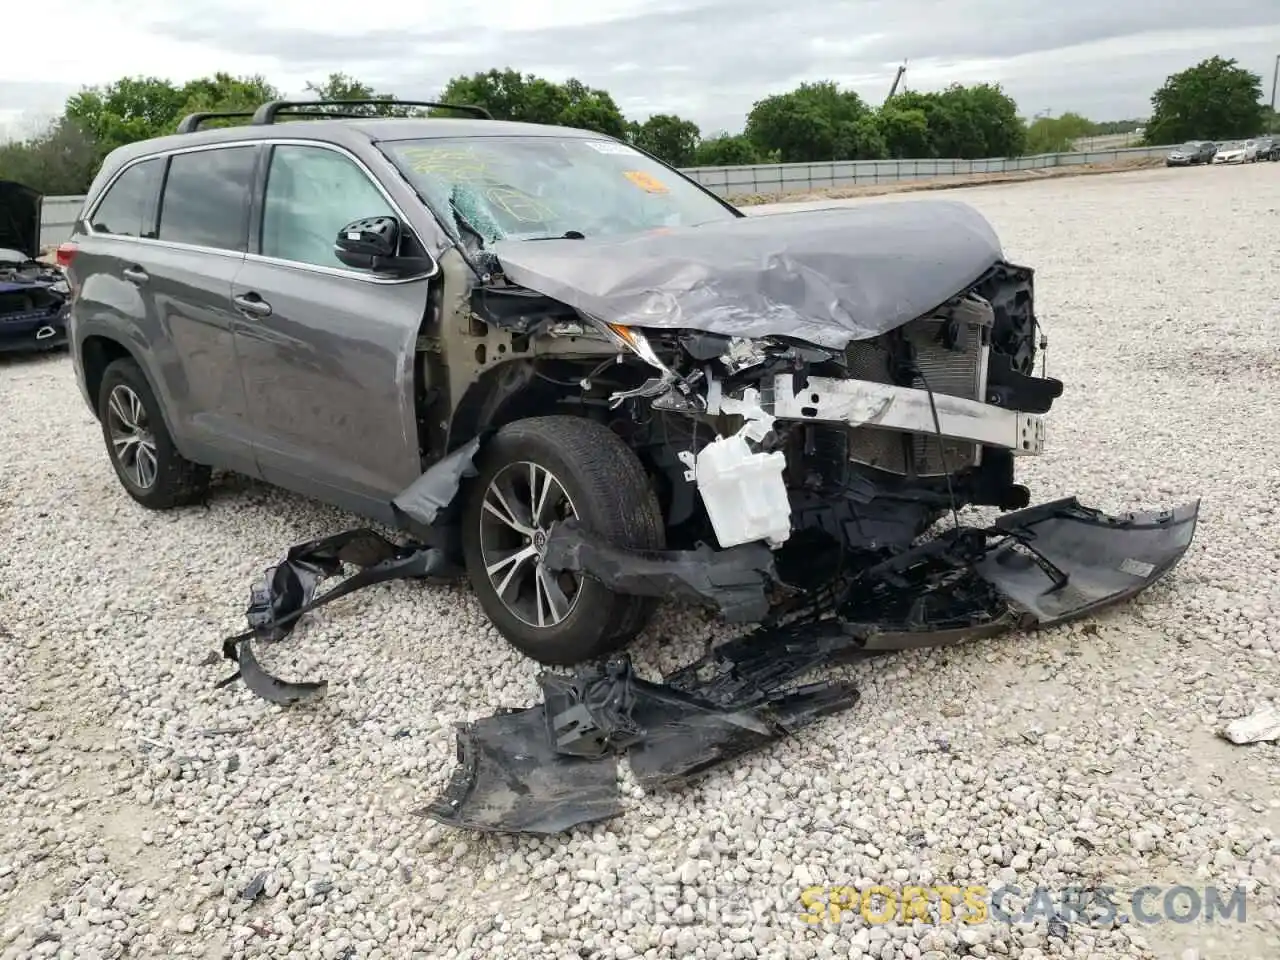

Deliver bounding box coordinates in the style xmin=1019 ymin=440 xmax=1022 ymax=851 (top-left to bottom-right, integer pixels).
xmin=3 ymin=163 xmax=1280 ymax=960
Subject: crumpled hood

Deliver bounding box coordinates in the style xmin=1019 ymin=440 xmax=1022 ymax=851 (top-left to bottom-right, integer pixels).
xmin=490 ymin=199 xmax=1004 ymax=350
xmin=0 ymin=180 xmax=42 ymax=262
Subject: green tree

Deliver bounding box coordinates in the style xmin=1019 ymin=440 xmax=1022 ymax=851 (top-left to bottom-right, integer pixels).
xmin=557 ymin=79 xmax=628 ymax=138
xmin=693 ymin=134 xmax=760 ymax=166
xmin=1025 ymin=111 xmax=1095 ymax=153
xmin=628 ymin=113 xmax=701 ymax=166
xmin=1144 ymin=56 xmax=1265 ymax=144
xmin=835 ymin=115 xmax=886 ymax=161
xmin=64 ymin=72 xmax=285 ymax=158
xmin=0 ymin=118 xmax=101 ymax=195
xmin=303 ymin=71 xmax=412 ymax=116
xmin=888 ymin=85 xmax=1026 ymax=158
xmin=434 ymin=69 xmax=627 ymax=137
xmin=179 ymin=72 xmax=280 ymax=114
xmin=745 ymin=81 xmax=883 ymax=162
xmin=875 ymin=104 xmax=931 ymax=159
xmin=956 ymin=83 xmax=1026 ymax=157
xmin=65 ymin=76 xmax=187 ymax=156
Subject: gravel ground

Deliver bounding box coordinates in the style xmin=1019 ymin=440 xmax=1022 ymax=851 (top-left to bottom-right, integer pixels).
xmin=2 ymin=163 xmax=1279 ymax=960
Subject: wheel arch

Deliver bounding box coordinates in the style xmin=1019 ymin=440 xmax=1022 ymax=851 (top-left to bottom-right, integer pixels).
xmin=81 ymin=334 xmax=186 ymax=453
xmin=445 ymin=358 xmax=603 ymax=453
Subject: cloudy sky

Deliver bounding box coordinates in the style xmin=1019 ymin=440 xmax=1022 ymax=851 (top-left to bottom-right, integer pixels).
xmin=3 ymin=0 xmax=1279 ymax=140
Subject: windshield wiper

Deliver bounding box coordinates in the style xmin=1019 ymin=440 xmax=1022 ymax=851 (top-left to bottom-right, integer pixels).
xmin=522 ymin=230 xmax=586 ymax=241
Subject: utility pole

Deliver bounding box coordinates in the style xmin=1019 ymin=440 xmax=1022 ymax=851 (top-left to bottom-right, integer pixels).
xmin=1272 ymin=53 xmax=1279 ymax=114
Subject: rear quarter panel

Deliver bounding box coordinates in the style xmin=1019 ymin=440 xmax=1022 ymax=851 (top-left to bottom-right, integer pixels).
xmin=69 ymin=236 xmax=169 ymax=419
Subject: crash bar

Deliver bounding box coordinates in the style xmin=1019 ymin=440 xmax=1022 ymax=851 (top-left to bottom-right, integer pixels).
xmin=768 ymin=374 xmax=1045 ymax=455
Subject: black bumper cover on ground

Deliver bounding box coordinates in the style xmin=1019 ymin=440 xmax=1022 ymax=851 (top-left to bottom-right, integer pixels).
xmin=212 ymin=490 xmax=1198 ymax=835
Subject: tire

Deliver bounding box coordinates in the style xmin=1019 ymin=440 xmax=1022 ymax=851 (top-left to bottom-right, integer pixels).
xmin=97 ymin=357 xmax=211 ymax=509
xmin=461 ymin=415 xmax=665 ymax=665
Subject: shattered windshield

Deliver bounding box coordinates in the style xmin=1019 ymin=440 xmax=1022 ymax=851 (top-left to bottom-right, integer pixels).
xmin=379 ymin=135 xmax=737 ymax=243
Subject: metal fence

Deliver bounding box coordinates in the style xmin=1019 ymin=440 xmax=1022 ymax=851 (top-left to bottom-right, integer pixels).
xmin=679 ymin=144 xmax=1172 ymax=199
xmin=37 ymin=144 xmax=1173 ymax=249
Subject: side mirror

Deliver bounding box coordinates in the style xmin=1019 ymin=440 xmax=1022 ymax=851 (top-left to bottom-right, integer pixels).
xmin=334 ymin=216 xmax=435 ymax=277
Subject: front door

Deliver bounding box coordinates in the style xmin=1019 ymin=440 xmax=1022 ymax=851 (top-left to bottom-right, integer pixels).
xmin=230 ymin=141 xmax=434 ymax=515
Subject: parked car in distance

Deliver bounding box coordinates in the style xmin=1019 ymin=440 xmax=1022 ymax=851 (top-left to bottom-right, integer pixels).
xmin=1254 ymin=136 xmax=1279 ymax=161
xmin=0 ymin=180 xmax=71 ymax=354
xmin=1213 ymin=141 xmax=1251 ymax=164
xmin=61 ymin=98 xmax=1063 ymax=664
xmin=1165 ymin=141 xmax=1215 ymax=165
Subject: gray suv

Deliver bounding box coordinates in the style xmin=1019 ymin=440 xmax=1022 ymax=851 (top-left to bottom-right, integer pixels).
xmin=66 ymin=98 xmax=1080 ymax=664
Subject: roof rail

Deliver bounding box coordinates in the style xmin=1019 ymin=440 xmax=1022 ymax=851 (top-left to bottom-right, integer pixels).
xmin=250 ymin=99 xmax=493 ymax=125
xmin=176 ymin=111 xmax=256 ymax=133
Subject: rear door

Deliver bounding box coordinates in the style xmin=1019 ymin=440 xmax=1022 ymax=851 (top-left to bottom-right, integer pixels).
xmin=230 ymin=140 xmax=434 ymax=512
xmin=146 ymin=143 xmax=261 ymax=474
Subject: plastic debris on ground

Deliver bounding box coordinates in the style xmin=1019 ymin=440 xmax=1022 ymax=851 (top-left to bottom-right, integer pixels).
xmin=216 ymin=528 xmax=456 ymax=705
xmin=414 ymin=652 xmax=861 ymax=835
xmin=209 ymin=486 xmax=1200 ymax=833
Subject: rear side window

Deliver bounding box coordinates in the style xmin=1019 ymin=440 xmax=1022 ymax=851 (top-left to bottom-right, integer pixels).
xmin=260 ymin=144 xmax=395 ymax=270
xmin=89 ymin=158 xmax=163 ymax=238
xmin=157 ymin=146 xmax=257 ymax=252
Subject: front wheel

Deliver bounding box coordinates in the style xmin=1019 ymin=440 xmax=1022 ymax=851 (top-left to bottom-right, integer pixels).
xmin=461 ymin=416 xmax=666 ymax=665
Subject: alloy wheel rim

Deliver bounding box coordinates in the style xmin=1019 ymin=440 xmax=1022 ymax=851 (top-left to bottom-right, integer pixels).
xmin=106 ymin=384 xmax=158 ymax=490
xmin=478 ymin=461 xmax=582 ymax=628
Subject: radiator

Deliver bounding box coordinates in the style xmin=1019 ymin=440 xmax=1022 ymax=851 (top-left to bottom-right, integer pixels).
xmin=844 ymin=296 xmax=992 ymax=477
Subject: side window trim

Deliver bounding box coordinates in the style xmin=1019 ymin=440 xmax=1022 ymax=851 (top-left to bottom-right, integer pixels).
xmin=141 ymin=161 xmax=162 ymax=239
xmin=80 ymin=137 xmax=436 ymax=284
xmin=248 ymin=139 xmax=434 ymax=282
xmin=246 ymin=143 xmax=268 ymax=258
xmin=155 ymin=143 xmax=262 ymax=255
xmin=82 ymin=155 xmax=164 ymax=239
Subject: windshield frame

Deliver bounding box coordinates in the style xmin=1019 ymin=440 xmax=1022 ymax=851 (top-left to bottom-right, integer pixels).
xmin=374 ymin=133 xmax=743 ymax=247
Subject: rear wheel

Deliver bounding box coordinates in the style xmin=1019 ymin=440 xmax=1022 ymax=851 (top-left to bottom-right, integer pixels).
xmin=461 ymin=416 xmax=665 ymax=665
xmin=97 ymin=358 xmax=210 ymax=509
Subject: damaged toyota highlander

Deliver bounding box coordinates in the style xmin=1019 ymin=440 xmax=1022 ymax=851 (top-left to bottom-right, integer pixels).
xmin=65 ymin=101 xmax=1198 ymax=700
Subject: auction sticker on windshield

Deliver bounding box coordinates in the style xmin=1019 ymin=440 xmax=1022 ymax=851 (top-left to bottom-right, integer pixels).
xmin=584 ymin=140 xmax=634 ymax=154
xmin=623 ymin=170 xmax=670 ymax=193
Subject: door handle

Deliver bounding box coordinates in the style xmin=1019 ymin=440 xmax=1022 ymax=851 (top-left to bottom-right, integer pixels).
xmin=233 ymin=293 xmax=272 ymax=318
xmin=122 ymin=266 xmax=148 ymax=284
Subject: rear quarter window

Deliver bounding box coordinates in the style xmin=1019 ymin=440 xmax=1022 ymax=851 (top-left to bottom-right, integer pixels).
xmin=89 ymin=158 xmax=164 ymax=238
xmin=157 ymin=146 xmax=258 ymax=252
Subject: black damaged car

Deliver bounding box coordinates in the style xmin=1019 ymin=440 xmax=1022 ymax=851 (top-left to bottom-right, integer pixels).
xmin=0 ymin=181 xmax=70 ymax=354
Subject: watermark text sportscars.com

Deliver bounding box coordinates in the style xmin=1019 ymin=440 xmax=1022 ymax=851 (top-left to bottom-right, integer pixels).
xmin=798 ymin=884 xmax=1248 ymax=927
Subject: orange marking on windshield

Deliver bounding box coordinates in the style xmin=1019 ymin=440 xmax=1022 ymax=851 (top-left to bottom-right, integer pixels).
xmin=623 ymin=170 xmax=669 ymax=193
